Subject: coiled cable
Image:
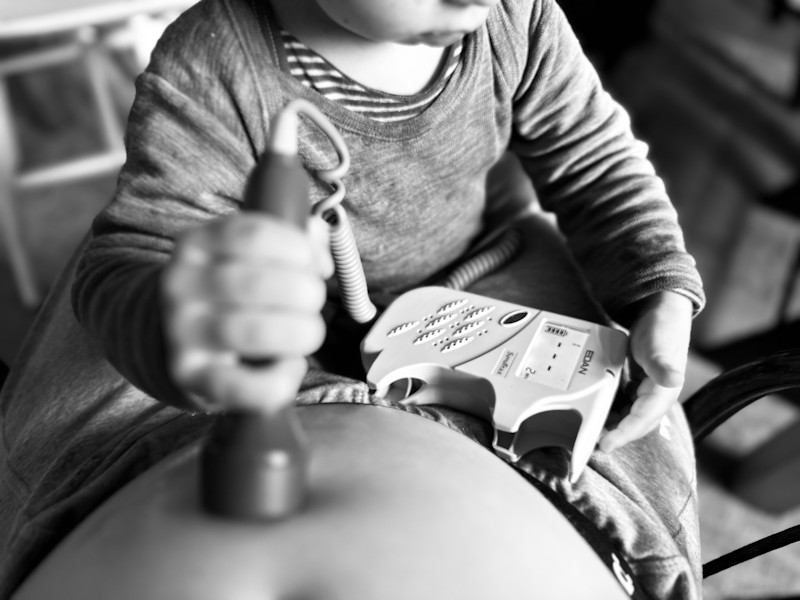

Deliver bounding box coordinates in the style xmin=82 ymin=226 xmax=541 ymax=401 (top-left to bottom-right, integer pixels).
xmin=279 ymin=100 xmax=376 ymax=323
xmin=436 ymin=227 xmax=522 ymax=291
xmin=277 ymin=100 xmax=522 ymax=323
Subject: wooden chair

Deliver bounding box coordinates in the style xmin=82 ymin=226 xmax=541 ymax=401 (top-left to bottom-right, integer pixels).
xmin=0 ymin=0 xmax=194 ymax=308
xmin=683 ymin=348 xmax=800 ymax=580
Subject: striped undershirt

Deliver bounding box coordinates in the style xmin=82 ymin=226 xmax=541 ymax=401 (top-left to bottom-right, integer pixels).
xmin=281 ymin=30 xmax=463 ymax=122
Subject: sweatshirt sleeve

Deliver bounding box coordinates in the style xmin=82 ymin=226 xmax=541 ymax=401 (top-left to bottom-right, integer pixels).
xmin=71 ymin=1 xmax=262 ymax=408
xmin=508 ymin=0 xmax=704 ymax=324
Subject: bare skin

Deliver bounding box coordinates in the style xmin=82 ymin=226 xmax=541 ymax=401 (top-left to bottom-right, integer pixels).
xmin=13 ymin=405 xmax=629 ymax=600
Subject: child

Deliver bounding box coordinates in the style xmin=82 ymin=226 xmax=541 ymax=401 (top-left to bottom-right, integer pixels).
xmin=65 ymin=0 xmax=704 ymax=596
xmin=76 ymin=0 xmax=702 ymax=445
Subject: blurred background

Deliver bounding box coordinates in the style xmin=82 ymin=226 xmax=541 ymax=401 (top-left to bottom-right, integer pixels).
xmin=1 ymin=0 xmax=799 ymax=597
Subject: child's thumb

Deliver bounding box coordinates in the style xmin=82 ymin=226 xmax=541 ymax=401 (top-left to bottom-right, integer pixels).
xmin=630 ymin=321 xmax=689 ymax=389
xmin=637 ymin=350 xmax=686 ymax=388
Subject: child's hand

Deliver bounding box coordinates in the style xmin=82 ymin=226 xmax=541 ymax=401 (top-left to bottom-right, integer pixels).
xmin=162 ymin=214 xmax=333 ymax=412
xmin=599 ymin=291 xmax=693 ymax=452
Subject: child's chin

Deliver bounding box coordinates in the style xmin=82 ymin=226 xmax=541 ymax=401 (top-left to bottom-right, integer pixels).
xmin=414 ymin=31 xmax=466 ymax=47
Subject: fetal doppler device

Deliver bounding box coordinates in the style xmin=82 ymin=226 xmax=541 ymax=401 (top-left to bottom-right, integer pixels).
xmin=201 ymin=101 xmax=629 ymax=520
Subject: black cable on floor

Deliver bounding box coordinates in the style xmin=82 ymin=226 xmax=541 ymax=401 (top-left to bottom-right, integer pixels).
xmin=703 ymin=524 xmax=800 ymax=577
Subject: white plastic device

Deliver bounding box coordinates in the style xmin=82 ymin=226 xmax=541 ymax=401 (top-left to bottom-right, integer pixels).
xmin=261 ymin=101 xmax=630 ymax=484
xmin=361 ymin=287 xmax=629 ymax=482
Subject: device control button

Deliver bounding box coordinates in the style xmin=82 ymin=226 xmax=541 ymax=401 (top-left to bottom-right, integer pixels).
xmin=414 ymin=329 xmax=447 ymax=345
xmin=388 ymin=321 xmax=420 ymax=337
xmin=426 ymin=313 xmax=458 ymax=329
xmin=463 ymin=306 xmax=496 ymax=322
xmin=436 ymin=298 xmax=469 ymax=315
xmin=441 ymin=336 xmax=474 ymax=353
xmin=499 ymin=310 xmax=528 ymax=326
xmin=453 ymin=321 xmax=483 ymax=337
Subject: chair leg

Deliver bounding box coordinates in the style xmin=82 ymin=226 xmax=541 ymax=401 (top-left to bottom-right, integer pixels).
xmin=0 ymin=77 xmax=40 ymax=308
xmin=83 ymin=34 xmax=125 ymax=153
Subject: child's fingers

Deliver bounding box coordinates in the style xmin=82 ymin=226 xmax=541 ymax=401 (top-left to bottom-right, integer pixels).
xmin=599 ymin=378 xmax=679 ymax=452
xmin=170 ymin=305 xmax=326 ymax=358
xmin=164 ymin=262 xmax=327 ymax=310
xmin=165 ymin=301 xmax=323 ymax=410
xmin=210 ymin=309 xmax=327 ymax=357
xmin=629 ymin=293 xmax=692 ymax=389
xmin=173 ymin=353 xmax=308 ymax=411
xmin=631 ymin=346 xmax=687 ymax=389
xmin=630 ymin=320 xmax=689 ymax=389
xmin=176 ymin=214 xmax=319 ymax=268
xmin=597 ymin=292 xmax=692 ymax=452
xmin=309 ymin=217 xmax=334 ymax=279
xmin=163 ymin=214 xmax=331 ymax=411
xmin=210 ymin=263 xmax=327 ymax=308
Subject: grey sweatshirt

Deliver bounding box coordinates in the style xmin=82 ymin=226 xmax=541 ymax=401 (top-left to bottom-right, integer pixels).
xmin=71 ymin=0 xmax=703 ymax=409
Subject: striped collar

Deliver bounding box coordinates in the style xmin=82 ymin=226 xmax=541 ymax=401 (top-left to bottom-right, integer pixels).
xmin=280 ymin=29 xmax=464 ymax=123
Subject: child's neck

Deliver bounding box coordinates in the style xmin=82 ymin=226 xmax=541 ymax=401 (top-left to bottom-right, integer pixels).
xmin=270 ymin=0 xmax=449 ymax=96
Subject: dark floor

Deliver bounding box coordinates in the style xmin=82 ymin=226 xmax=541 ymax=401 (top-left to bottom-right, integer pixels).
xmin=1 ymin=0 xmax=800 ymax=598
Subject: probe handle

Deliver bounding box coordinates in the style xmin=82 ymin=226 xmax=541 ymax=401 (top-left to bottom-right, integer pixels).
xmin=200 ymin=148 xmax=311 ymax=520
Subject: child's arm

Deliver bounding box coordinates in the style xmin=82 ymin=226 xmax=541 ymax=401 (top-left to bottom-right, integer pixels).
xmin=71 ymin=1 xmax=310 ymax=410
xmin=510 ymin=0 xmax=704 ymax=318
xmin=506 ymin=0 xmax=704 ymax=448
